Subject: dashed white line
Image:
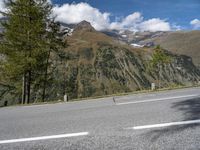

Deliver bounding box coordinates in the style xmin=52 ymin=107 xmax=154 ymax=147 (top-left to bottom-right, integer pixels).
xmin=0 ymin=132 xmax=89 ymax=144
xmin=126 ymin=120 xmax=200 ymax=130
xmin=116 ymin=94 xmax=199 ymax=105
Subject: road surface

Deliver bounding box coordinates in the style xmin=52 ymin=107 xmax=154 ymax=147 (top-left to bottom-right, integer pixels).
xmin=0 ymin=87 xmax=200 ymax=150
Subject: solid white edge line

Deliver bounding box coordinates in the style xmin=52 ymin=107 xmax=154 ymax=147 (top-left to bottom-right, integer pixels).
xmin=126 ymin=120 xmax=200 ymax=130
xmin=116 ymin=94 xmax=199 ymax=105
xmin=0 ymin=132 xmax=89 ymax=144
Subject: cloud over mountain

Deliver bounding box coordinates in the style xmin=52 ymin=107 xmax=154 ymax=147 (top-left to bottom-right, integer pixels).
xmin=53 ymin=2 xmax=172 ymax=32
xmin=53 ymin=3 xmax=111 ymax=31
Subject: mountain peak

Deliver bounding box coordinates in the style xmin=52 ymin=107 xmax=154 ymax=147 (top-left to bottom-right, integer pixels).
xmin=74 ymin=20 xmax=95 ymax=32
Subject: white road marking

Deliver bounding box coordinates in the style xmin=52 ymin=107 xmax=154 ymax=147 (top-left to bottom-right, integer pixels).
xmin=126 ymin=120 xmax=200 ymax=130
xmin=116 ymin=94 xmax=199 ymax=105
xmin=0 ymin=132 xmax=89 ymax=144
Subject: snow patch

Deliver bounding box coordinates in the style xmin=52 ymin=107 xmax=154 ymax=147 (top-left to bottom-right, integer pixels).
xmin=121 ymin=34 xmax=127 ymax=38
xmin=131 ymin=43 xmax=144 ymax=48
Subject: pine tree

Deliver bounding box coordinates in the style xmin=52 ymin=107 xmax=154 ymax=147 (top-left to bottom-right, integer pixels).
xmin=0 ymin=0 xmax=55 ymax=104
xmin=41 ymin=21 xmax=66 ymax=102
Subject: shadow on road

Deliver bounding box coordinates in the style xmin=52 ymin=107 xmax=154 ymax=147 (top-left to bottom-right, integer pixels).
xmin=172 ymin=97 xmax=200 ymax=120
xmin=143 ymin=97 xmax=200 ymax=142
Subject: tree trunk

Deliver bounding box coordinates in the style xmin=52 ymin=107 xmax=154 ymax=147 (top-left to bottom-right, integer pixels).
xmin=158 ymin=64 xmax=161 ymax=89
xmin=25 ymin=71 xmax=31 ymax=104
xmin=27 ymin=70 xmax=31 ymax=104
xmin=42 ymin=50 xmax=51 ymax=102
xmin=22 ymin=73 xmax=26 ymax=104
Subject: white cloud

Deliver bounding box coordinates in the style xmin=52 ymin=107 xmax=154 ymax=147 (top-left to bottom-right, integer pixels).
xmin=139 ymin=18 xmax=171 ymax=32
xmin=171 ymin=24 xmax=182 ymax=31
xmin=53 ymin=2 xmax=173 ymax=32
xmin=119 ymin=12 xmax=143 ymax=29
xmin=110 ymin=14 xmax=171 ymax=32
xmin=110 ymin=12 xmax=143 ymax=31
xmin=53 ymin=2 xmax=111 ymax=31
xmin=190 ymin=19 xmax=200 ymax=29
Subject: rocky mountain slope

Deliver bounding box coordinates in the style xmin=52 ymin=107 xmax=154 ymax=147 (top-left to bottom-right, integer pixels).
xmin=103 ymin=30 xmax=200 ymax=68
xmin=60 ymin=21 xmax=200 ymax=99
xmin=152 ymin=31 xmax=200 ymax=68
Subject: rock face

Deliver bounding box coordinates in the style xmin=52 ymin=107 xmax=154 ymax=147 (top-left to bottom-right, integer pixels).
xmin=58 ymin=25 xmax=200 ymax=100
xmin=62 ymin=44 xmax=200 ymax=99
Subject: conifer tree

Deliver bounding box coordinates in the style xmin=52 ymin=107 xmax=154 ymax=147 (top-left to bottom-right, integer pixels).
xmin=41 ymin=21 xmax=65 ymax=102
xmin=0 ymin=0 xmax=57 ymax=104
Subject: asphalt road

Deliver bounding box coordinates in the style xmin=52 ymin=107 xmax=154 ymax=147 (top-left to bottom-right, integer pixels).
xmin=0 ymin=87 xmax=200 ymax=150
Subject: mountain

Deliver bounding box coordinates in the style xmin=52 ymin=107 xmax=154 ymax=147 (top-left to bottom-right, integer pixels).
xmin=152 ymin=31 xmax=200 ymax=68
xmin=104 ymin=30 xmax=200 ymax=68
xmin=60 ymin=21 xmax=200 ymax=99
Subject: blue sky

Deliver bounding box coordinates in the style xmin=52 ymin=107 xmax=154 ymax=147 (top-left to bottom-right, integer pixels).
xmin=51 ymin=0 xmax=200 ymax=31
xmin=0 ymin=0 xmax=199 ymax=31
